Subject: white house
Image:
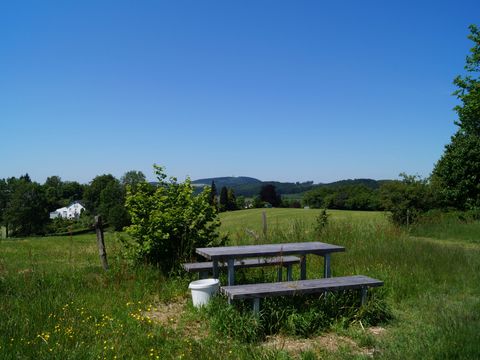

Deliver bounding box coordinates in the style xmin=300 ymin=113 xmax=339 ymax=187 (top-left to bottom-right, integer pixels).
xmin=50 ymin=201 xmax=85 ymax=220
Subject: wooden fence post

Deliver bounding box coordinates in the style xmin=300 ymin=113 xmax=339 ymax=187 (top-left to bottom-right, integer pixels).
xmin=94 ymin=215 xmax=109 ymax=271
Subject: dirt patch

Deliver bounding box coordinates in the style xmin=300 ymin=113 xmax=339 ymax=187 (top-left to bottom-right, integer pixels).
xmin=368 ymin=326 xmax=386 ymax=337
xmin=143 ymin=298 xmax=209 ymax=340
xmin=263 ymin=333 xmax=375 ymax=358
xmin=144 ymin=298 xmax=187 ymax=330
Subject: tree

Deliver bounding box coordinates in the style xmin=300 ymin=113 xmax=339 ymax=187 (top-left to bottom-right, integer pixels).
xmin=44 ymin=176 xmax=64 ymax=211
xmin=0 ymin=179 xmax=9 ymax=234
xmin=3 ymin=179 xmax=49 ymax=236
xmin=452 ymin=25 xmax=480 ymax=136
xmin=61 ymin=181 xmax=85 ymax=205
xmin=380 ymin=174 xmax=436 ymax=226
xmin=432 ymin=25 xmax=480 ymax=209
xmin=209 ymin=180 xmax=218 ymax=208
xmin=219 ymin=186 xmax=228 ymax=212
xmin=432 ymin=133 xmax=480 ymax=208
xmin=236 ymin=195 xmax=246 ymax=209
xmin=259 ymin=184 xmax=281 ymax=207
xmin=123 ymin=165 xmax=220 ymax=272
xmin=226 ymin=188 xmax=238 ymax=211
xmin=99 ymin=181 xmax=130 ymax=230
xmin=84 ymin=174 xmax=129 ymax=229
xmin=83 ymin=174 xmax=118 ymax=214
xmin=121 ymin=170 xmax=147 ymax=193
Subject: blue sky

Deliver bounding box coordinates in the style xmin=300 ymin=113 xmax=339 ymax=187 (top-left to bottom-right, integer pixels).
xmin=1 ymin=1 xmax=479 ymax=184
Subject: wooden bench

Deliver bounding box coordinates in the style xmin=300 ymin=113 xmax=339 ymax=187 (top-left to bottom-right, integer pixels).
xmin=221 ymin=275 xmax=383 ymax=313
xmin=183 ymin=256 xmax=301 ymax=281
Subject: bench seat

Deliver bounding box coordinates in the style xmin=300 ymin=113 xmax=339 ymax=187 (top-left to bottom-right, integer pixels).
xmin=221 ymin=275 xmax=383 ymax=312
xmin=183 ymin=256 xmax=301 ymax=281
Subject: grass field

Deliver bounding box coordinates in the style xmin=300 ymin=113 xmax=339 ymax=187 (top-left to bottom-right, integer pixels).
xmin=1 ymin=208 xmax=479 ymax=359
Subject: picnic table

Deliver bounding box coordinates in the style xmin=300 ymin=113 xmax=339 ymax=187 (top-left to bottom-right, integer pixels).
xmin=196 ymin=241 xmax=345 ymax=286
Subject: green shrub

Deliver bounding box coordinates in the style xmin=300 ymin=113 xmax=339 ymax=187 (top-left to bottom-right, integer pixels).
xmin=45 ymin=212 xmax=93 ymax=235
xmin=123 ymin=165 xmax=221 ymax=272
xmin=314 ymin=208 xmax=329 ymax=234
xmin=380 ymin=173 xmax=437 ymax=226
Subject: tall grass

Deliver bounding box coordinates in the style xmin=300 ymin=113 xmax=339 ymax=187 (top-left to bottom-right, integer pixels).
xmin=1 ymin=209 xmax=480 ymax=359
xmin=220 ymin=209 xmax=480 ymax=358
xmin=410 ymin=210 xmax=480 ymax=243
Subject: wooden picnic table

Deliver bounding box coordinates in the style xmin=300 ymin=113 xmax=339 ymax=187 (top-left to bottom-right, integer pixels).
xmin=196 ymin=241 xmax=345 ymax=286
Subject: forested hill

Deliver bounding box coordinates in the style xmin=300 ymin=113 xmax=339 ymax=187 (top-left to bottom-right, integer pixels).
xmin=192 ymin=176 xmax=261 ymax=189
xmin=192 ymin=177 xmax=389 ymax=197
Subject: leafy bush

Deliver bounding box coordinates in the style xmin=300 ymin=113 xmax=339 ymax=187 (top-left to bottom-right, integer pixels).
xmin=314 ymin=208 xmax=329 ymax=234
xmin=303 ymin=184 xmax=381 ymax=211
xmin=122 ymin=165 xmax=221 ymax=272
xmin=46 ymin=212 xmax=93 ymax=235
xmin=380 ymin=173 xmax=437 ymax=226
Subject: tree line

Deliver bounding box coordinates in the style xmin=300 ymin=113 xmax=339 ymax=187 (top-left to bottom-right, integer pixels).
xmin=0 ymin=170 xmax=147 ymax=237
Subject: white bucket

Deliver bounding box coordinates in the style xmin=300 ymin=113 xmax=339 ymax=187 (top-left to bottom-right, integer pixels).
xmin=188 ymin=278 xmax=220 ymax=307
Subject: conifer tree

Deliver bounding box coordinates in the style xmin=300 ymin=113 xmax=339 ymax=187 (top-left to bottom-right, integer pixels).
xmin=219 ymin=186 xmax=228 ymax=212
xmin=209 ymin=180 xmax=218 ymax=207
xmin=226 ymin=188 xmax=237 ymax=211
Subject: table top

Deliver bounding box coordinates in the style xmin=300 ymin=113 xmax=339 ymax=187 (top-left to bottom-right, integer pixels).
xmin=196 ymin=241 xmax=345 ymax=260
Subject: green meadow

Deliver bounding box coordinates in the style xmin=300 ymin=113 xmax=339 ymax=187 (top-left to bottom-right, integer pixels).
xmin=1 ymin=208 xmax=479 ymax=359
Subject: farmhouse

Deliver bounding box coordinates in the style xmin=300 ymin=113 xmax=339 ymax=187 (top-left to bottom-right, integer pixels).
xmin=49 ymin=201 xmax=85 ymax=220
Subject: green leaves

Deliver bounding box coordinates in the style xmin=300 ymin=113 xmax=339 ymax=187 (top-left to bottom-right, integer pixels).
xmin=433 ymin=24 xmax=480 ymax=209
xmin=123 ymin=166 xmax=220 ymax=272
xmin=432 ymin=133 xmax=480 ymax=208
xmin=380 ymin=174 xmax=437 ymax=226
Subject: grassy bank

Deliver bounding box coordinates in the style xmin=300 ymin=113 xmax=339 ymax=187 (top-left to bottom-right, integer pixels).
xmin=1 ymin=209 xmax=479 ymax=359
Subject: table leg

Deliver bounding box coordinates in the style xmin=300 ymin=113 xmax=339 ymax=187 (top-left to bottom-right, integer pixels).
xmin=227 ymin=258 xmax=235 ymax=286
xmin=286 ymin=264 xmax=293 ymax=281
xmin=361 ymin=287 xmax=368 ymax=305
xmin=300 ymin=255 xmax=307 ymax=280
xmin=212 ymin=259 xmax=219 ymax=279
xmin=253 ymin=298 xmax=260 ymax=315
xmin=323 ymin=254 xmax=331 ymax=278
xmin=277 ymin=267 xmax=283 ymax=282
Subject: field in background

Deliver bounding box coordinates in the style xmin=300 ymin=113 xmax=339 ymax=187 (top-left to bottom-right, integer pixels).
xmin=1 ymin=209 xmax=479 ymax=359
xmin=220 ymin=208 xmax=387 ymax=235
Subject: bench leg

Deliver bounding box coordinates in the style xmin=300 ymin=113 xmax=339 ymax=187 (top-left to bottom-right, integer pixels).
xmin=300 ymin=255 xmax=307 ymax=280
xmin=361 ymin=287 xmax=368 ymax=305
xmin=286 ymin=264 xmax=293 ymax=281
xmin=277 ymin=267 xmax=283 ymax=282
xmin=253 ymin=298 xmax=260 ymax=315
xmin=212 ymin=259 xmax=219 ymax=279
xmin=227 ymin=258 xmax=235 ymax=286
xmin=323 ymin=254 xmax=331 ymax=278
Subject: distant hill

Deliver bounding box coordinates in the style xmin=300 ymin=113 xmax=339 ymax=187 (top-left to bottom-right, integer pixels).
xmin=192 ymin=176 xmax=262 ymax=190
xmin=191 ymin=176 xmax=390 ymax=198
xmin=320 ymin=178 xmax=390 ymax=189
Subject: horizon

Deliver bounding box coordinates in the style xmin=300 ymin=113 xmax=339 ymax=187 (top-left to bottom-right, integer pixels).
xmin=2 ymin=1 xmax=479 ymax=184
xmin=1 ymin=171 xmax=395 ymax=186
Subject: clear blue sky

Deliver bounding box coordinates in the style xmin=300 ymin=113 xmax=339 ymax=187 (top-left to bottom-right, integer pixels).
xmin=1 ymin=0 xmax=478 ymax=184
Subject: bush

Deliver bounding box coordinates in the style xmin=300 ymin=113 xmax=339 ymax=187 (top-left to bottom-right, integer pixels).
xmin=46 ymin=212 xmax=93 ymax=234
xmin=122 ymin=165 xmax=221 ymax=272
xmin=380 ymin=174 xmax=437 ymax=226
xmin=314 ymin=208 xmax=329 ymax=234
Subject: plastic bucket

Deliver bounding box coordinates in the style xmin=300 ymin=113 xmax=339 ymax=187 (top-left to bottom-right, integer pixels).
xmin=188 ymin=278 xmax=220 ymax=307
